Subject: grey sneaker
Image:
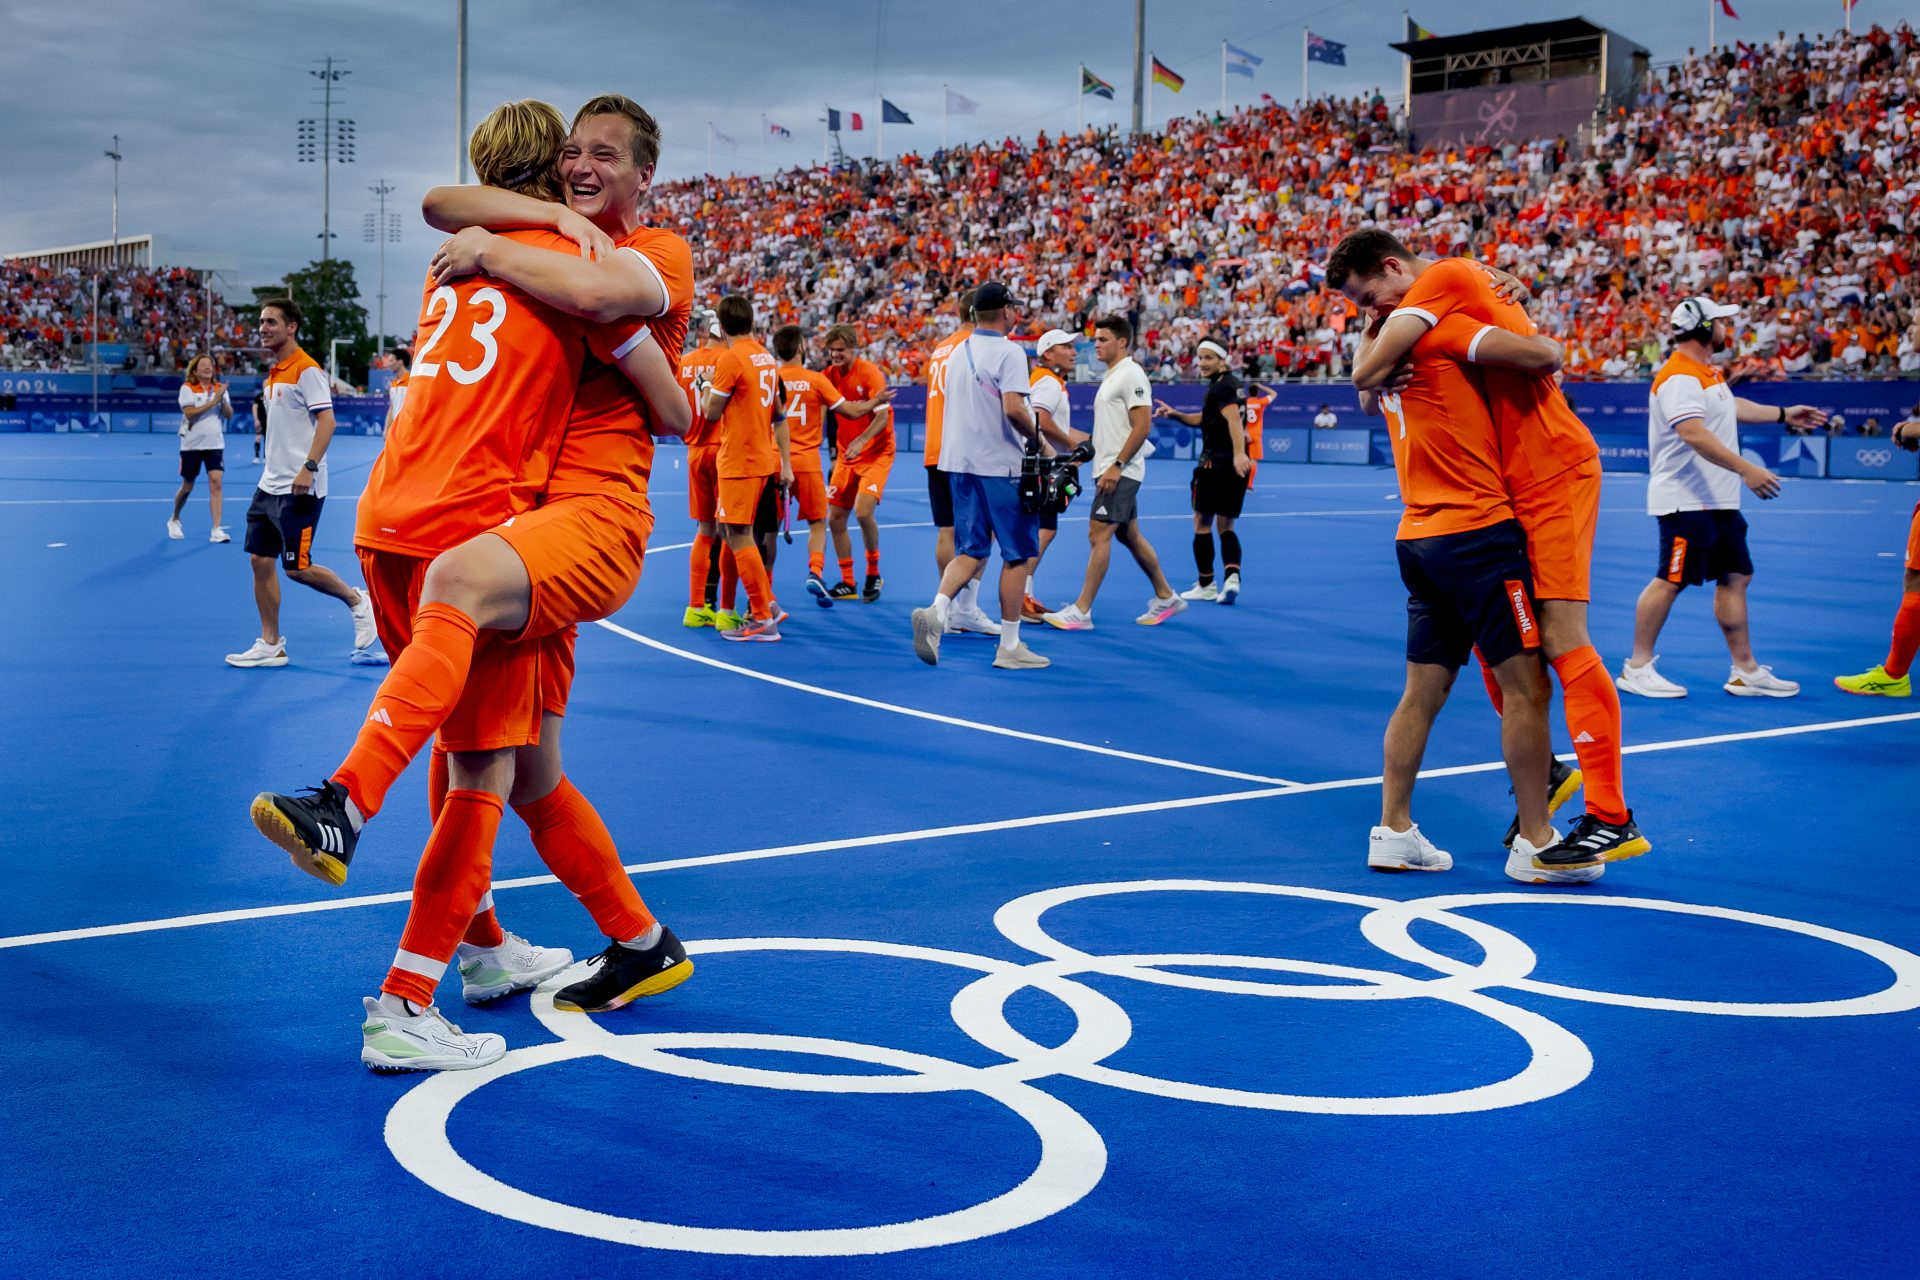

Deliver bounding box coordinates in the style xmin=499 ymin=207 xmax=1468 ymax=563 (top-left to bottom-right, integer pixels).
xmin=911 ymin=606 xmax=943 ymax=665
xmin=1179 ymin=581 xmax=1219 ymax=602
xmin=992 ymin=643 xmax=1051 ymax=670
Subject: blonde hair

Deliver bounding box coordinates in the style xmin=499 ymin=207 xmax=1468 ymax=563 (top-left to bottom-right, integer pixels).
xmin=572 ymin=94 xmax=662 ymax=169
xmin=469 ymin=99 xmax=567 ymax=200
xmin=183 ymin=353 xmax=216 ymax=384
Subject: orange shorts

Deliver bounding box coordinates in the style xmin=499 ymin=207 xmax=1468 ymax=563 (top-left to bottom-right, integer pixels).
xmin=541 ymin=624 xmax=577 ymax=717
xmin=687 ymin=444 xmax=720 ymax=522
xmin=355 ymin=548 xmax=542 ymax=752
xmin=715 ymin=473 xmax=770 ymax=527
xmin=1906 ymin=501 xmax=1920 ymax=572
xmin=493 ymin=493 xmax=653 ymax=643
xmin=790 ymin=468 xmax=828 ymax=523
xmin=1512 ymin=457 xmax=1601 ymax=602
xmin=829 ymin=455 xmax=891 ymax=509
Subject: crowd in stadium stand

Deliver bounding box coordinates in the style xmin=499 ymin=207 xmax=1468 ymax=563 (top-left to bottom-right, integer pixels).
xmin=657 ymin=21 xmax=1919 ymax=384
xmin=4 ymin=24 xmax=1917 ymax=387
xmin=0 ymin=261 xmax=250 ymax=374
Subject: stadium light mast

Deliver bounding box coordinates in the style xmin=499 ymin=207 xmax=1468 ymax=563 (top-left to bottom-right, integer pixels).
xmin=365 ymin=181 xmax=401 ymax=357
xmin=1131 ymin=0 xmax=1146 ymax=134
xmin=455 ymin=0 xmax=469 ymax=181
xmin=300 ymin=57 xmax=355 ymax=266
xmin=103 ymin=136 xmax=122 ymax=262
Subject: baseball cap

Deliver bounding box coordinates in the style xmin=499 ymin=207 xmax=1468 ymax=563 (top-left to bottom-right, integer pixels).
xmin=1670 ymin=297 xmax=1741 ymax=333
xmin=703 ymin=310 xmax=723 ymax=339
xmin=972 ymin=281 xmax=1018 ymax=312
xmin=1035 ymin=329 xmax=1076 ymax=357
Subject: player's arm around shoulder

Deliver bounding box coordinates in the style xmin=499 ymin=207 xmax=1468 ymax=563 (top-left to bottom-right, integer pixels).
xmin=1351 ymin=313 xmax=1429 ymax=391
xmin=431 ymin=230 xmax=663 ymax=323
xmin=611 ymin=329 xmax=692 ymax=437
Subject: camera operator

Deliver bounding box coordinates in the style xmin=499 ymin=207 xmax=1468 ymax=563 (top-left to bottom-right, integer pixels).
xmin=1042 ymin=316 xmax=1186 ymax=630
xmin=910 ymin=281 xmax=1051 ymax=671
xmin=1022 ymin=328 xmax=1090 ymax=619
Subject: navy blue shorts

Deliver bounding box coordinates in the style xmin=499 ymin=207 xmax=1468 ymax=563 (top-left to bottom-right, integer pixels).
xmin=1396 ymin=519 xmax=1541 ymax=670
xmin=244 ymin=489 xmax=325 ymax=571
xmin=951 ymin=472 xmax=1039 ymax=563
xmin=179 ymin=448 xmax=224 ymax=480
xmin=1657 ymin=510 xmax=1753 ymax=586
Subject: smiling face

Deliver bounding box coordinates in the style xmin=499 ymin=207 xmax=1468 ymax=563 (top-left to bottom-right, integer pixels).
xmin=1336 ymin=255 xmax=1417 ymax=315
xmin=257 ymin=306 xmax=294 ymax=355
xmin=824 ymin=339 xmax=852 ymax=368
xmin=1196 ymin=348 xmax=1225 ymax=377
xmin=559 ymin=113 xmax=653 ymax=234
xmin=188 ymin=356 xmax=215 ymax=384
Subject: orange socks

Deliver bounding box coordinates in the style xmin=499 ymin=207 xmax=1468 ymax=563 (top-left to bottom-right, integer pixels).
xmin=1885 ymin=592 xmax=1920 ymax=679
xmin=808 ymin=549 xmax=825 ymax=577
xmin=513 ymin=778 xmax=655 ymax=941
xmin=719 ymin=543 xmax=739 ymax=611
xmin=838 ymin=555 xmax=854 ymax=586
xmin=381 ymin=789 xmax=503 ymax=1007
xmin=734 ymin=542 xmax=774 ymax=619
xmin=334 ymin=603 xmax=478 ymax=820
xmin=689 ymin=533 xmax=714 ymax=608
xmin=866 ymin=549 xmax=881 ymax=578
xmin=1551 ymin=646 xmax=1628 ymax=824
xmin=463 ymin=890 xmax=506 ymax=948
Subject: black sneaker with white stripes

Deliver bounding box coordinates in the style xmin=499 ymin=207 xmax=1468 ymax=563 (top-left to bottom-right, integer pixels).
xmin=251 ymin=780 xmax=359 ymax=886
xmin=1533 ymin=811 xmax=1650 ymax=870
xmin=1503 ymin=757 xmax=1583 ymax=849
xmin=551 ymin=927 xmax=694 ymax=1013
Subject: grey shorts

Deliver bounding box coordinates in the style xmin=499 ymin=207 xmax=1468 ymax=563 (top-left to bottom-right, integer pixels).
xmin=1088 ymin=475 xmax=1140 ymax=525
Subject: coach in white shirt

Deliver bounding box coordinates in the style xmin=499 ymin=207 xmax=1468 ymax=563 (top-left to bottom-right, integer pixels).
xmin=1617 ymin=297 xmax=1824 ymax=700
xmin=911 ymin=281 xmax=1049 ymax=671
xmin=1043 ymin=316 xmax=1184 ymax=631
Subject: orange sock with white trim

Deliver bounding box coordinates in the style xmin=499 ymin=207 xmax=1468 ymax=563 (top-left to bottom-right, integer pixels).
xmin=463 ymin=890 xmax=506 ymax=948
xmin=381 ymin=789 xmax=502 ymax=1008
xmin=513 ymin=778 xmax=655 ymax=941
xmin=1551 ymin=646 xmax=1628 ymax=824
xmin=333 ymin=603 xmax=477 ymax=820
xmin=1885 ymin=592 xmax=1920 ymax=679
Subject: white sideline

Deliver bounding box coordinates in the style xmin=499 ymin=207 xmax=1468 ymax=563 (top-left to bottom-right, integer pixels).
xmin=4 ymin=708 xmax=1915 ymax=952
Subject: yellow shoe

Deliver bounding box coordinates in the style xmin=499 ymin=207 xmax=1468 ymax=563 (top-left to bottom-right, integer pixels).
xmin=711 ymin=608 xmax=744 ymax=631
xmin=682 ymin=605 xmax=715 ymax=628
xmin=1833 ymin=664 xmax=1911 ymax=697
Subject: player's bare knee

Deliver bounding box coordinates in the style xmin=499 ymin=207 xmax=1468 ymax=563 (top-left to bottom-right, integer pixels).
xmin=448 ymin=747 xmax=514 ymax=797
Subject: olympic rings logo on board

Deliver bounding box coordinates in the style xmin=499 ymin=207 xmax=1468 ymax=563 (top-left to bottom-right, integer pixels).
xmin=1857 ymin=449 xmax=1893 ymax=467
xmin=385 ymin=878 xmax=1920 ymax=1257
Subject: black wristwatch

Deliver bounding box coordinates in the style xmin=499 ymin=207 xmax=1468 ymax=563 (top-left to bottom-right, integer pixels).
xmin=1777 ymin=406 xmax=1786 ymax=424
xmin=303 ymin=458 xmax=319 ymax=472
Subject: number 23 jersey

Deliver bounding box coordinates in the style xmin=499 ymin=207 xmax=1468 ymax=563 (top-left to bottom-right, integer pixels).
xmin=357 ymin=228 xmax=642 ymax=558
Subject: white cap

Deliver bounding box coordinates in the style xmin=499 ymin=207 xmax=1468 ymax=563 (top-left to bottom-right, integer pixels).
xmin=1670 ymin=297 xmax=1741 ymax=334
xmin=704 ymin=311 xmax=723 ymax=339
xmin=1035 ymin=329 xmax=1076 ymax=357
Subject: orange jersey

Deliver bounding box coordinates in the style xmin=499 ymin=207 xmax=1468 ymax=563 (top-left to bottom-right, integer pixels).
xmin=1244 ymin=393 xmax=1272 ymax=459
xmin=826 ymin=356 xmax=892 ymax=464
xmin=922 ymin=324 xmax=973 ymax=465
xmin=547 ymin=226 xmax=696 ymax=511
xmin=1395 ymin=258 xmax=1599 ymax=494
xmin=711 ymin=338 xmax=782 ymax=478
xmin=1377 ymin=314 xmax=1513 ymax=540
xmin=357 ymin=229 xmax=632 ymax=558
xmin=679 ymin=345 xmax=726 ymax=447
xmin=779 ymin=364 xmax=843 ymax=474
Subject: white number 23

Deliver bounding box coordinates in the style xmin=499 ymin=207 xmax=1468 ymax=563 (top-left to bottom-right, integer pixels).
xmin=412 ymin=285 xmax=507 ymax=385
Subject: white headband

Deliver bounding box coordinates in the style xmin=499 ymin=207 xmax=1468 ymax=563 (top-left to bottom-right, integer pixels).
xmin=1197 ymin=340 xmax=1229 ymax=360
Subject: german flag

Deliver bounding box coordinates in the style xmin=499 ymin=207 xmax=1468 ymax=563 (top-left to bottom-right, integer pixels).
xmin=1151 ymin=56 xmax=1184 ymax=92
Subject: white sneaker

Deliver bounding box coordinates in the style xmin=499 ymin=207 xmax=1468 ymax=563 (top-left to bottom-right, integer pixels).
xmin=1179 ymin=581 xmax=1219 ymax=602
xmin=166 ymin=518 xmax=184 ymax=540
xmin=1617 ymin=657 xmax=1687 ymax=698
xmin=360 ymin=997 xmax=506 ymax=1072
xmin=910 ymin=606 xmax=943 ymax=666
xmin=209 ymin=526 xmax=230 ymax=543
xmin=1044 ymin=604 xmax=1095 ymax=631
xmin=458 ymin=932 xmax=574 ymax=1004
xmin=1218 ymin=572 xmax=1242 ymax=605
xmin=1724 ymin=664 xmax=1799 ymax=698
xmin=1135 ymin=594 xmax=1187 ymax=626
xmin=1368 ymin=823 xmax=1453 ymax=872
xmin=350 ymin=644 xmax=390 ymax=666
xmin=225 ymin=637 xmax=288 ymax=668
xmin=1505 ymin=828 xmax=1603 ymax=885
xmin=946 ymin=603 xmax=1004 ymax=636
xmin=350 ymin=591 xmax=378 ymax=651
xmin=992 ymin=642 xmax=1051 ymax=670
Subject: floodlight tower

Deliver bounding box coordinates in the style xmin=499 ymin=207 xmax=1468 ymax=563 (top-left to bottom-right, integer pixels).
xmin=364 ymin=181 xmax=402 ymax=356
xmin=298 ymin=57 xmax=355 ymax=263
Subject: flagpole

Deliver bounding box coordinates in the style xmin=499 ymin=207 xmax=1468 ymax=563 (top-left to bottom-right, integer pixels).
xmin=1148 ymin=51 xmax=1153 ymax=126
xmin=760 ymin=113 xmax=766 ymax=175
xmin=1845 ymin=0 xmax=1852 ymax=37
xmin=1708 ymin=0 xmax=1715 ymax=52
xmin=877 ymin=93 xmax=884 ymax=159
xmin=942 ymin=83 xmax=949 ymax=150
xmin=1077 ymin=66 xmax=1083 ymax=133
xmin=1221 ymin=40 xmax=1228 ymax=115
xmin=707 ymin=121 xmax=714 ymax=180
xmin=1303 ymin=28 xmax=1309 ymax=103
xmin=823 ymin=105 xmax=831 ymax=168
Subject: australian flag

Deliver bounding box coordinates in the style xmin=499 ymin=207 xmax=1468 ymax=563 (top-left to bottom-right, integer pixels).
xmin=1306 ymin=32 xmax=1346 ymax=66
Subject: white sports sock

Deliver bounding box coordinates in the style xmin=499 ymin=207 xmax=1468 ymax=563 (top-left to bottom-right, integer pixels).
xmin=954 ymin=579 xmax=979 ymax=613
xmin=620 ymin=922 xmax=664 ymax=951
xmin=998 ymin=620 xmax=1022 ymax=653
xmin=343 ymin=794 xmax=366 ymax=833
xmin=378 ymin=992 xmax=426 ymax=1017
xmin=933 ymin=593 xmax=953 ymax=625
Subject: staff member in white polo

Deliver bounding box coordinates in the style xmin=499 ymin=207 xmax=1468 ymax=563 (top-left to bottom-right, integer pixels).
xmin=225 ymin=296 xmax=381 ymax=669
xmin=1044 ymin=315 xmax=1185 ymax=630
xmin=1021 ymin=327 xmax=1089 ymax=619
xmin=170 ymin=353 xmax=232 ymax=542
xmin=910 ymin=281 xmax=1050 ymax=671
xmin=1617 ymin=296 xmax=1824 ymax=699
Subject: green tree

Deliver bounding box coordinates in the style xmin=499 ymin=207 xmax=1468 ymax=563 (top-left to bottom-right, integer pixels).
xmin=247 ymin=257 xmax=373 ymax=386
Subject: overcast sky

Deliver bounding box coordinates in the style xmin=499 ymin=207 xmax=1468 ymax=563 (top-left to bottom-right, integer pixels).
xmin=0 ymin=0 xmax=1873 ymax=320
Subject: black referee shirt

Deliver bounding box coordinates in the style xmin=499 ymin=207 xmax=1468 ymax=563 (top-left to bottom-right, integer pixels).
xmin=1198 ymin=370 xmax=1248 ymax=460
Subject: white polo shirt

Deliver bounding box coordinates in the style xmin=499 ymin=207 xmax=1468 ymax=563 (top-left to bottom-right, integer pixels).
xmin=177 ymin=381 xmax=229 ymax=451
xmin=936 ymin=328 xmax=1031 ymax=478
xmin=1029 ymin=366 xmax=1071 ymax=444
xmin=259 ymin=346 xmax=333 ymax=498
xmin=1091 ymin=354 xmax=1154 ymax=482
xmin=1648 ymin=349 xmax=1741 ymax=514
